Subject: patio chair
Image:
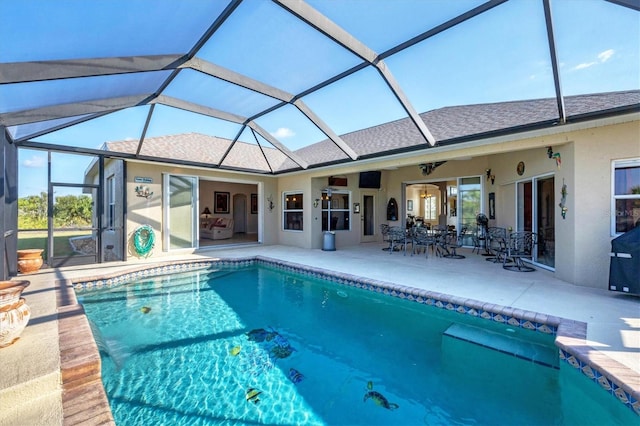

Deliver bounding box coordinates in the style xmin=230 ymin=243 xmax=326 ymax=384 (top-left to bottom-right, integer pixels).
xmin=411 ymin=226 xmax=436 ymax=258
xmin=386 ymin=226 xmax=410 ymax=255
xmin=380 ymin=224 xmax=391 ymax=251
xmin=503 ymin=231 xmax=538 ymax=272
xmin=485 ymin=227 xmax=508 ymax=263
xmin=474 ymin=214 xmax=490 ymax=255
xmin=438 ymin=226 xmax=467 ymax=259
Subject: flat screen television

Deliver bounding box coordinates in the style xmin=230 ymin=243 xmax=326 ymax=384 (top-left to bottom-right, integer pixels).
xmin=359 ymin=171 xmax=381 ymax=189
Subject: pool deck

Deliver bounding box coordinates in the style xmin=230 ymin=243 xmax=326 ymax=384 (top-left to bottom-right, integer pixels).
xmin=1 ymin=243 xmax=638 ymax=425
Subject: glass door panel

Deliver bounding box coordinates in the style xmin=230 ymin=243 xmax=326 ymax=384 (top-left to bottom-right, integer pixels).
xmin=459 ymin=176 xmax=481 ymax=246
xmin=516 ymin=176 xmax=555 ymax=269
xmin=361 ymin=192 xmax=377 ymax=243
xmin=168 ymin=175 xmax=197 ymax=249
xmin=517 ymin=181 xmax=533 ymax=232
xmin=49 ymin=185 xmax=98 ymax=267
xmin=536 ymin=177 xmax=555 ymax=268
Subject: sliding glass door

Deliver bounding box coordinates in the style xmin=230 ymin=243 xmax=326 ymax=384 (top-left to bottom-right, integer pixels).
xmin=458 ymin=176 xmax=481 ymax=245
xmin=165 ymin=174 xmax=197 ymax=250
xmin=516 ymin=175 xmax=555 ymax=269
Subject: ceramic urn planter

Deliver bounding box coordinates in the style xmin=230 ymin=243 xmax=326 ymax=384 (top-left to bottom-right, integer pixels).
xmin=17 ymin=249 xmax=44 ymax=274
xmin=0 ymin=280 xmax=31 ymax=348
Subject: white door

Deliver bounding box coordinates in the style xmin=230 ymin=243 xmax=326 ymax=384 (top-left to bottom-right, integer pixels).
xmin=164 ymin=174 xmax=197 ymax=250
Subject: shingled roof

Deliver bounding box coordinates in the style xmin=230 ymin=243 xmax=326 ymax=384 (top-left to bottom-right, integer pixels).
xmin=105 ymin=90 xmax=640 ymax=173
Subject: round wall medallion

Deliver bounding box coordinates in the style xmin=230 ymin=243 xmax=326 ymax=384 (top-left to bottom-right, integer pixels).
xmin=517 ymin=161 xmax=525 ymax=176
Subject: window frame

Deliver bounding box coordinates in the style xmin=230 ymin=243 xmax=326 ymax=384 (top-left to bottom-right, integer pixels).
xmin=423 ymin=195 xmax=437 ymax=221
xmin=106 ymin=174 xmax=116 ymax=229
xmin=283 ymin=191 xmax=304 ymax=232
xmin=321 ymin=189 xmax=351 ymax=231
xmin=611 ymin=158 xmax=640 ymax=236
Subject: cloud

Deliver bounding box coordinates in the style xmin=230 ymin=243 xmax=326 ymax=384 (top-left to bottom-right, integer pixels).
xmin=598 ymin=49 xmax=614 ymax=62
xmin=22 ymin=155 xmax=45 ymax=168
xmin=271 ymin=127 xmax=295 ymax=138
xmin=572 ymin=49 xmax=615 ymax=71
xmin=574 ymin=62 xmax=597 ymax=70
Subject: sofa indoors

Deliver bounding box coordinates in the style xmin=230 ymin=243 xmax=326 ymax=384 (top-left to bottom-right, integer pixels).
xmin=200 ymin=217 xmax=234 ymax=240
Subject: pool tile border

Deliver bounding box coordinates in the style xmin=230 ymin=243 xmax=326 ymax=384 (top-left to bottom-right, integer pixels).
xmin=70 ymin=256 xmax=639 ymax=417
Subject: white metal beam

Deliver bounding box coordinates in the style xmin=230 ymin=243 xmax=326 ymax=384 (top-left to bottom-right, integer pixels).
xmin=276 ymin=0 xmax=436 ymax=146
xmin=0 ymin=55 xmax=184 ymax=84
xmin=376 ymin=60 xmax=436 ymax=146
xmin=152 ymin=95 xmax=247 ymax=124
xmin=0 ymin=95 xmax=149 ymax=126
xmin=185 ymin=57 xmax=360 ymax=159
xmin=293 ymin=99 xmax=359 ymax=159
xmin=274 ymin=0 xmax=377 ymax=64
xmin=155 ymin=95 xmax=308 ymax=169
xmin=247 ymin=120 xmax=309 ymax=169
xmin=183 ymin=58 xmax=294 ymax=103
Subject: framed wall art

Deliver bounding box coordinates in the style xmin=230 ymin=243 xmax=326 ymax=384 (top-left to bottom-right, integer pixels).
xmin=214 ymin=191 xmax=230 ymax=214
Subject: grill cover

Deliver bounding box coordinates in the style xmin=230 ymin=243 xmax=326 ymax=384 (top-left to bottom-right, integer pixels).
xmin=609 ymin=225 xmax=640 ymax=295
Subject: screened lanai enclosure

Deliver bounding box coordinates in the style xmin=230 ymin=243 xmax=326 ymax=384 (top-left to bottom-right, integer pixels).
xmin=1 ymin=0 xmax=639 ymax=279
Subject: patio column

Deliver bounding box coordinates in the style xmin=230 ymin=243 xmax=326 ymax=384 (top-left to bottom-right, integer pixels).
xmin=1 ymin=127 xmax=19 ymax=279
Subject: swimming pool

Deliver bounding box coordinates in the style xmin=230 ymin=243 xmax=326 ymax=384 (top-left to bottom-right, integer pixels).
xmin=77 ymin=262 xmax=636 ymax=425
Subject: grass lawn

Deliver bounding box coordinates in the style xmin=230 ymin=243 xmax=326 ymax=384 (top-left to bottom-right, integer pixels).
xmin=18 ymin=231 xmax=92 ymax=259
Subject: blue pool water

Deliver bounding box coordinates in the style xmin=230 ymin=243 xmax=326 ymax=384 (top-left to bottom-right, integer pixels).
xmin=78 ymin=266 xmax=635 ymax=425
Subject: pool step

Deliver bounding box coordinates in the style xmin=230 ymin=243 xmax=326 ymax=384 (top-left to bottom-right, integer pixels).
xmin=443 ymin=323 xmax=558 ymax=368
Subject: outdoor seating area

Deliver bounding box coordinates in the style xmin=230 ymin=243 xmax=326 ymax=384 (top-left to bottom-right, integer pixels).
xmin=502 ymin=231 xmax=538 ymax=272
xmin=381 ymin=223 xmax=539 ymax=271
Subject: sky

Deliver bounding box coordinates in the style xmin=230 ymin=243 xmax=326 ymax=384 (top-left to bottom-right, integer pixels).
xmin=7 ymin=0 xmax=639 ymax=198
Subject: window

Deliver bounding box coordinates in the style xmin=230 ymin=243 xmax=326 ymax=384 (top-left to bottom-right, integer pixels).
xmin=322 ymin=190 xmax=350 ymax=231
xmin=423 ymin=195 xmax=437 ymax=221
xmin=612 ymin=159 xmax=640 ymax=234
xmin=106 ymin=175 xmax=115 ymax=229
xmin=459 ymin=176 xmax=481 ymax=228
xmin=283 ymin=192 xmax=303 ymax=231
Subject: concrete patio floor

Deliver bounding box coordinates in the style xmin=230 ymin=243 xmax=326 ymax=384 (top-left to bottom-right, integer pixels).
xmin=1 ymin=242 xmax=638 ymax=425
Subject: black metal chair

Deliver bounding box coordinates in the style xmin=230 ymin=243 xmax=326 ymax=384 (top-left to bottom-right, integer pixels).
xmin=438 ymin=226 xmax=467 ymax=259
xmin=474 ymin=213 xmax=489 ymax=255
xmin=485 ymin=227 xmax=508 ymax=263
xmin=411 ymin=226 xmax=436 ymax=258
xmin=387 ymin=226 xmax=410 ymax=255
xmin=503 ymin=231 xmax=537 ymax=272
xmin=430 ymin=225 xmax=447 ymax=256
xmin=380 ymin=224 xmax=391 ymax=251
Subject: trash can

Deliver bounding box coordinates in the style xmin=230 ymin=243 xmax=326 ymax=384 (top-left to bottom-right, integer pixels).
xmin=322 ymin=231 xmax=336 ymax=251
xmin=609 ymin=225 xmax=640 ymax=295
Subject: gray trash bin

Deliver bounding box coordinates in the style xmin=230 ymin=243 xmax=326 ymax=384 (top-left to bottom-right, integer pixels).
xmin=322 ymin=231 xmax=336 ymax=251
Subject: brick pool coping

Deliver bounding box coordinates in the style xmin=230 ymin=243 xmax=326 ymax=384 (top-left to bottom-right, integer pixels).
xmin=58 ymin=256 xmax=639 ymax=423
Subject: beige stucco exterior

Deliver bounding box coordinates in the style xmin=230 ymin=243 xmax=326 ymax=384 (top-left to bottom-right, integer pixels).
xmin=117 ymin=114 xmax=639 ymax=289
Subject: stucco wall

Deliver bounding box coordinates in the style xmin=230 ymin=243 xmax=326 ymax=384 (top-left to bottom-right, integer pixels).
xmin=482 ymin=120 xmax=639 ymax=288
xmin=313 ymin=118 xmax=637 ymax=289
xmin=276 ymin=174 xmax=312 ymax=249
xmin=120 ymin=116 xmax=638 ymax=289
xmin=125 ymin=162 xmax=277 ymax=258
xmin=572 ymin=121 xmax=639 ymax=288
xmin=276 ymin=171 xmax=392 ymax=249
